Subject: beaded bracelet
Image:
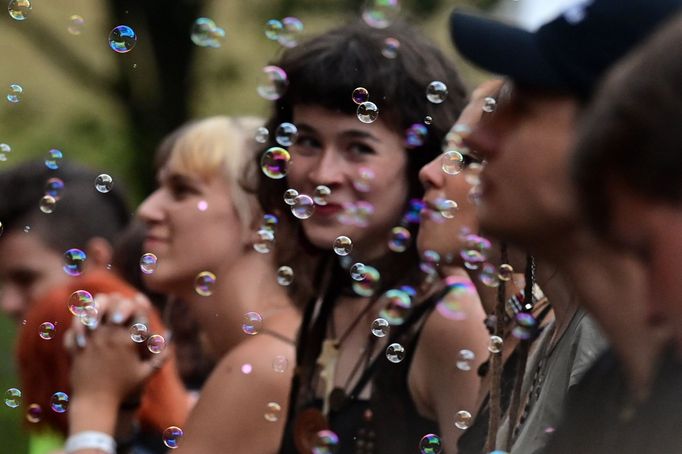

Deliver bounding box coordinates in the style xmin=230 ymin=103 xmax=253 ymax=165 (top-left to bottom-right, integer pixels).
xmin=64 ymin=431 xmax=116 ymax=454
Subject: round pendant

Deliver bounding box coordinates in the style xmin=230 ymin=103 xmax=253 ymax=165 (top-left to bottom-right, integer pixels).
xmin=293 ymin=407 xmax=329 ymax=453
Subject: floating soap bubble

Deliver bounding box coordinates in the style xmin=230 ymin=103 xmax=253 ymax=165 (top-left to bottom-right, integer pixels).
xmin=0 ymin=143 xmax=10 ymax=162
xmin=264 ymin=19 xmax=283 ymax=40
xmin=255 ymin=126 xmax=269 ymax=143
xmin=362 ymin=0 xmax=401 ymax=29
xmin=63 ymin=248 xmax=86 ymax=276
xmin=278 ymin=17 xmax=303 ymax=48
xmin=426 ymin=81 xmax=448 ymax=104
xmin=352 ymin=265 xmax=380 ymax=297
xmin=194 ymin=271 xmax=216 ymax=296
xmin=263 ymin=214 xmax=278 ymax=231
xmin=68 ymin=15 xmax=84 ymax=35
xmin=386 ymin=343 xmax=405 ymax=363
xmin=275 ymin=122 xmax=298 ymax=147
xmin=436 ymin=278 xmax=476 ymax=321
xmin=419 ymin=433 xmax=442 ymax=454
xmin=50 ymin=392 xmax=69 ymax=413
xmin=381 ymin=37 xmax=400 ymax=58
xmin=39 ymin=322 xmax=55 ymax=340
xmin=109 ymin=25 xmax=137 ymax=53
xmin=4 ymin=388 xmax=21 ymax=408
xmin=95 ymin=174 xmax=113 ymax=193
xmin=512 ymin=313 xmax=538 ymax=341
xmin=264 ymin=402 xmax=282 ymax=422
xmin=454 ymin=410 xmax=472 ymax=429
xmin=333 ymin=236 xmax=352 ymax=256
xmin=7 ymin=84 xmax=22 ymax=103
xmin=353 ymin=167 xmax=375 ymax=193
xmin=283 ymin=188 xmax=299 ymax=206
xmin=242 ymin=312 xmax=263 ymax=335
xmin=129 ymin=323 xmax=148 ymax=343
xmin=357 ymin=101 xmax=379 ymax=124
xmin=260 ymin=147 xmax=291 ymax=179
xmin=276 ymin=266 xmax=294 ymax=286
xmin=498 ymin=264 xmax=514 ymax=281
xmin=163 ymin=426 xmax=184 ymax=449
xmin=379 ymin=289 xmax=412 ymax=325
xmin=39 ymin=195 xmax=56 ymax=214
xmin=488 ymin=335 xmax=503 ymax=354
xmin=479 ymin=263 xmax=500 ymax=288
xmin=460 ymin=235 xmax=492 ymax=267
xmin=67 ymin=290 xmax=94 ymax=317
xmin=405 ymin=123 xmax=428 ymax=148
xmin=350 ymin=263 xmax=366 ymax=281
xmin=272 ymin=355 xmax=288 ymax=373
xmin=190 ymin=18 xmax=225 ymax=48
xmin=140 ymin=253 xmax=158 ymax=274
xmin=45 ymin=177 xmax=65 ymax=200
xmin=257 ymin=66 xmax=289 ymax=101
xmin=419 ymin=250 xmax=441 ymax=275
xmin=253 ymin=228 xmax=275 ymax=254
xmin=352 ymin=87 xmax=369 ymax=105
xmin=8 ymin=0 xmax=31 ymax=20
xmin=370 ymin=318 xmax=390 ymax=338
xmin=388 ymin=226 xmax=411 ymax=253
xmin=435 ymin=198 xmax=458 ymax=219
xmin=456 ymin=349 xmax=476 ymax=371
xmin=482 ymin=96 xmax=497 ymax=113
xmin=442 ymin=150 xmax=465 ymax=175
xmin=26 ymin=403 xmax=42 ymax=423
xmin=313 ymin=185 xmax=331 ymax=206
xmin=424 ymin=116 xmax=433 ymax=125
xmin=147 ymin=334 xmax=166 ymax=354
xmin=78 ymin=305 xmax=98 ymax=328
xmin=44 ymin=149 xmax=63 ymax=170
xmin=312 ymin=430 xmax=339 ymax=454
xmin=291 ymin=194 xmax=315 ymax=219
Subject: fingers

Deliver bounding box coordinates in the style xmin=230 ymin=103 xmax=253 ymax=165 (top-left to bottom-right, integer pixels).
xmin=93 ymin=292 xmax=152 ymax=327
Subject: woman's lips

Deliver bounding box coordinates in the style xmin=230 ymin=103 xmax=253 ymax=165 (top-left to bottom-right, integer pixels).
xmin=314 ymin=203 xmax=343 ymax=216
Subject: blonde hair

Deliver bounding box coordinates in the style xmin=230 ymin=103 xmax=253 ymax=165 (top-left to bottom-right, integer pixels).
xmin=158 ymin=116 xmax=263 ymax=232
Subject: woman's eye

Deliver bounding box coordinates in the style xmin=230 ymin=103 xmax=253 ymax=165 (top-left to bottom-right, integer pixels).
xmin=348 ymin=143 xmax=375 ymax=156
xmin=291 ymin=136 xmax=321 ymax=156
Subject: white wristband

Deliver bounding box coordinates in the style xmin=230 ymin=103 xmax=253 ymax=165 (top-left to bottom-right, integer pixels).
xmin=65 ymin=431 xmax=116 ymax=454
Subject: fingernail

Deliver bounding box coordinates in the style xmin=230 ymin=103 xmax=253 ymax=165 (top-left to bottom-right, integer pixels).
xmin=111 ymin=311 xmax=124 ymax=324
xmin=76 ymin=333 xmax=87 ymax=348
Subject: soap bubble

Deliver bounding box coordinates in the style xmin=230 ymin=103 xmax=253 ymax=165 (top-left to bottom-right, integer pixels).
xmin=7 ymin=84 xmax=23 ymax=103
xmin=436 ymin=278 xmax=476 ymax=321
xmin=283 ymin=188 xmax=299 ymax=205
xmin=68 ymin=15 xmax=85 ymax=35
xmin=442 ymin=150 xmax=465 ymax=175
xmin=498 ymin=264 xmax=514 ymax=281
xmin=44 ymin=149 xmax=63 ymax=170
xmin=194 ymin=271 xmax=216 ymax=296
xmin=263 ymin=214 xmax=278 ymax=231
xmin=381 ymin=37 xmax=400 ymax=58
xmin=50 ymin=392 xmax=69 ymax=413
xmin=39 ymin=195 xmax=56 ymax=214
xmin=264 ymin=19 xmax=283 ymax=40
xmin=435 ymin=198 xmax=458 ymax=219
xmin=67 ymin=290 xmax=94 ymax=317
xmin=45 ymin=177 xmax=65 ymax=200
xmin=242 ymin=312 xmax=263 ymax=335
xmin=140 ymin=253 xmax=158 ymax=274
xmin=0 ymin=143 xmax=10 ymax=162
xmin=362 ymin=0 xmax=400 ymax=29
xmin=488 ymin=335 xmax=503 ymax=354
xmin=405 ymin=123 xmax=428 ymax=148
xmin=109 ymin=25 xmax=137 ymax=53
xmin=291 ymin=194 xmax=315 ymax=219
xmin=8 ymin=0 xmax=31 ymax=20
xmin=482 ymin=97 xmax=497 ymax=113
xmin=276 ymin=266 xmax=294 ymax=286
xmin=350 ymin=263 xmax=367 ymax=281
xmin=352 ymin=167 xmax=375 ymax=193
xmin=419 ymin=434 xmax=442 ymax=454
xmin=63 ymin=248 xmax=86 ymax=276
xmin=378 ymin=289 xmax=412 ymax=325
xmin=454 ymin=410 xmax=472 ymax=429
xmin=313 ymin=185 xmax=331 ymax=206
xmin=253 ymin=228 xmax=275 ymax=254
xmin=312 ymin=430 xmax=340 ymax=454
xmin=352 ymin=87 xmax=369 ymax=105
xmin=512 ymin=313 xmax=538 ymax=341
xmin=424 ymin=116 xmax=433 ymax=125
xmin=190 ymin=18 xmax=225 ymax=48
xmin=426 ymin=81 xmax=448 ymax=104
xmin=480 ymin=263 xmax=500 ymax=288
xmin=255 ymin=126 xmax=269 ymax=143
xmin=163 ymin=426 xmax=184 ymax=449
xmin=357 ymin=101 xmax=379 ymax=124
xmin=260 ymin=147 xmax=291 ymax=179
xmin=257 ymin=66 xmax=288 ymax=101
xmin=388 ymin=226 xmax=411 ymax=253
xmin=386 ymin=343 xmax=405 ymax=363
xmin=419 ymin=250 xmax=441 ymax=275
xmin=95 ymin=174 xmax=113 ymax=193
xmin=26 ymin=403 xmax=42 ymax=423
xmin=275 ymin=122 xmax=298 ymax=147
xmin=39 ymin=322 xmax=55 ymax=340
xmin=278 ymin=17 xmax=304 ymax=48
xmin=352 ymin=265 xmax=380 ymax=297
xmin=272 ymin=355 xmax=288 ymax=373
xmin=333 ymin=236 xmax=352 ymax=256
xmin=264 ymin=402 xmax=282 ymax=422
xmin=456 ymin=349 xmax=476 ymax=371
xmin=370 ymin=318 xmax=389 ymax=337
xmin=78 ymin=305 xmax=99 ymax=328
xmin=147 ymin=334 xmax=166 ymax=354
xmin=4 ymin=388 xmax=21 ymax=408
xmin=129 ymin=323 xmax=148 ymax=343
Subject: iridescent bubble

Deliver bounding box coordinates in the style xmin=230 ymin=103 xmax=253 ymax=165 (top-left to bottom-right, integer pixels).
xmin=260 ymin=147 xmax=291 ymax=179
xmin=512 ymin=313 xmax=538 ymax=341
xmin=357 ymin=101 xmax=379 ymax=124
xmin=350 ymin=263 xmax=366 ymax=281
xmin=313 ymin=185 xmax=331 ymax=206
xmin=454 ymin=410 xmax=472 ymax=429
xmin=442 ymin=151 xmax=465 ymax=175
xmin=353 ymin=167 xmax=375 ymax=193
xmin=419 ymin=250 xmax=441 ymax=275
xmin=109 ymin=25 xmax=137 ymax=53
xmin=419 ymin=433 xmax=442 ymax=454
xmin=45 ymin=177 xmax=65 ymax=200
xmin=426 ymin=81 xmax=448 ymax=104
xmin=378 ymin=289 xmax=412 ymax=325
xmin=26 ymin=403 xmax=42 ymax=423
xmin=190 ymin=18 xmax=225 ymax=48
xmin=312 ymin=430 xmax=340 ymax=454
xmin=39 ymin=322 xmax=55 ymax=340
xmin=291 ymin=194 xmax=315 ymax=219
xmin=381 ymin=37 xmax=400 ymax=58
xmin=257 ymin=66 xmax=289 ymax=101
xmin=264 ymin=19 xmax=283 ymax=40
xmin=95 ymin=174 xmax=113 ymax=193
xmin=388 ymin=226 xmax=411 ymax=253
xmin=480 ymin=263 xmax=500 ymax=288
xmin=436 ymin=278 xmax=476 ymax=321
xmin=50 ymin=392 xmax=69 ymax=413
xmin=242 ymin=312 xmax=263 ymax=335
xmin=253 ymin=228 xmax=275 ymax=254
xmin=352 ymin=265 xmax=380 ymax=297
xmin=68 ymin=15 xmax=85 ymax=35
xmin=44 ymin=149 xmax=63 ymax=170
xmin=255 ymin=126 xmax=269 ymax=144
xmin=263 ymin=214 xmax=279 ymax=231
xmin=194 ymin=271 xmax=216 ymax=296
xmin=362 ymin=0 xmax=401 ymax=29
xmin=333 ymin=236 xmax=352 ymax=256
xmin=386 ymin=342 xmax=405 ymax=363
xmin=275 ymin=122 xmax=298 ymax=147
xmin=67 ymin=290 xmax=94 ymax=317
xmin=488 ymin=335 xmax=503 ymax=354
xmin=78 ymin=305 xmax=98 ymax=328
xmin=405 ymin=123 xmax=428 ymax=148
xmin=129 ymin=323 xmax=148 ymax=343
xmin=370 ymin=318 xmax=390 ymax=338
xmin=147 ymin=334 xmax=166 ymax=354
xmin=482 ymin=97 xmax=497 ymax=113
xmin=4 ymin=388 xmax=21 ymax=408
xmin=272 ymin=355 xmax=288 ymax=373
xmin=163 ymin=426 xmax=184 ymax=449
xmin=63 ymin=248 xmax=87 ymax=276
xmin=352 ymin=87 xmax=369 ymax=105
xmin=276 ymin=266 xmax=294 ymax=286
xmin=283 ymin=188 xmax=299 ymax=206
xmin=278 ymin=17 xmax=304 ymax=48
xmin=7 ymin=84 xmax=23 ymax=103
xmin=39 ymin=195 xmax=56 ymax=214
xmin=435 ymin=198 xmax=458 ymax=219
xmin=0 ymin=143 xmax=10 ymax=162
xmin=264 ymin=402 xmax=282 ymax=422
xmin=460 ymin=235 xmax=492 ymax=266
xmin=498 ymin=264 xmax=514 ymax=281
xmin=8 ymin=0 xmax=31 ymax=20
xmin=456 ymin=349 xmax=475 ymax=371
xmin=140 ymin=253 xmax=158 ymax=274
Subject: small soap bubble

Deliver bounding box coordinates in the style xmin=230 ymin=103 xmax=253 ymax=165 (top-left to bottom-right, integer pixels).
xmin=352 ymin=265 xmax=380 ymax=297
xmin=8 ymin=0 xmax=31 ymax=20
xmin=255 ymin=126 xmax=269 ymax=143
xmin=419 ymin=433 xmax=442 ymax=454
xmin=67 ymin=290 xmax=94 ymax=317
xmin=405 ymin=123 xmax=428 ymax=148
xmin=140 ymin=253 xmax=158 ymax=274
xmin=95 ymin=174 xmax=113 ymax=193
xmin=313 ymin=185 xmax=331 ymax=206
xmin=350 ymin=263 xmax=367 ymax=281
xmin=379 ymin=289 xmax=412 ymax=325
xmin=460 ymin=235 xmax=492 ymax=266
xmin=386 ymin=342 xmax=405 ymax=363
xmin=512 ymin=313 xmax=538 ymax=341
xmin=194 ymin=271 xmax=216 ymax=296
xmin=263 ymin=214 xmax=279 ymax=231
xmin=333 ymin=236 xmax=352 ymax=256
xmin=352 ymin=167 xmax=375 ymax=193
xmin=436 ymin=198 xmax=458 ymax=219
xmin=78 ymin=305 xmax=99 ymax=328
xmin=479 ymin=263 xmax=500 ymax=288
xmin=424 ymin=116 xmax=433 ymax=125
xmin=278 ymin=17 xmax=304 ymax=48
xmin=109 ymin=25 xmax=137 ymax=53
xmin=147 ymin=334 xmax=166 ymax=354
xmin=45 ymin=177 xmax=65 ymax=200
xmin=357 ymin=101 xmax=379 ymax=124
xmin=23 ymin=225 xmax=30 ymax=233
xmin=482 ymin=96 xmax=497 ymax=113
xmin=190 ymin=18 xmax=225 ymax=48
xmin=272 ymin=355 xmax=288 ymax=373
xmin=50 ymin=392 xmax=69 ymax=413
xmin=39 ymin=195 xmax=56 ymax=214
xmin=163 ymin=426 xmax=184 ymax=449
xmin=0 ymin=221 xmax=3 ymax=237
xmin=283 ymin=188 xmax=299 ymax=206
xmin=253 ymin=228 xmax=275 ymax=253
xmin=312 ymin=430 xmax=340 ymax=454
xmin=420 ymin=250 xmax=441 ymax=275
xmin=39 ymin=322 xmax=55 ymax=340
xmin=264 ymin=402 xmax=282 ymax=422
xmin=436 ymin=278 xmax=476 ymax=321
xmin=426 ymin=81 xmax=448 ymax=104
xmin=242 ymin=312 xmax=263 ymax=335
xmin=291 ymin=194 xmax=315 ymax=219
xmin=275 ymin=122 xmax=298 ymax=147
xmin=129 ymin=323 xmax=148 ymax=343
xmin=7 ymin=84 xmax=23 ymax=103
xmin=260 ymin=147 xmax=291 ymax=179
xmin=362 ymin=0 xmax=401 ymax=29
xmin=498 ymin=264 xmax=514 ymax=281
xmin=63 ymin=248 xmax=86 ymax=276
xmin=4 ymin=388 xmax=21 ymax=408
xmin=488 ymin=335 xmax=503 ymax=354
xmin=264 ymin=19 xmax=283 ymax=40
xmin=352 ymin=87 xmax=369 ymax=105
xmin=26 ymin=403 xmax=42 ymax=423
xmin=381 ymin=37 xmax=400 ymax=58
xmin=370 ymin=318 xmax=390 ymax=338
xmin=456 ymin=349 xmax=476 ymax=371
xmin=0 ymin=143 xmax=10 ymax=162
xmin=442 ymin=150 xmax=465 ymax=175
xmin=257 ymin=66 xmax=289 ymax=101
xmin=388 ymin=226 xmax=411 ymax=253
xmin=44 ymin=149 xmax=63 ymax=170
xmin=277 ymin=266 xmax=294 ymax=286
xmin=241 ymin=363 xmax=253 ymax=374
xmin=454 ymin=410 xmax=472 ymax=429
xmin=68 ymin=15 xmax=85 ymax=35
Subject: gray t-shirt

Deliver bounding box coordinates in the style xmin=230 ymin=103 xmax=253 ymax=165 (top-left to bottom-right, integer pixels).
xmin=496 ymin=309 xmax=606 ymax=454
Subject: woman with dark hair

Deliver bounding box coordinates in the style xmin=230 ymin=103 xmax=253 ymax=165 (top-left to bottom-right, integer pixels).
xmin=250 ymin=20 xmax=490 ymax=453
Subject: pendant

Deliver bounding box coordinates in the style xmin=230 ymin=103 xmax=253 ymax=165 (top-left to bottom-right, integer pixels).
xmin=329 ymin=387 xmax=348 ymax=412
xmin=293 ymin=407 xmax=329 ymax=454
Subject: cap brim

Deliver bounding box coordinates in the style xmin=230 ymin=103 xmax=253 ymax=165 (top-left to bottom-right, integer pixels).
xmin=450 ymin=10 xmax=566 ymax=90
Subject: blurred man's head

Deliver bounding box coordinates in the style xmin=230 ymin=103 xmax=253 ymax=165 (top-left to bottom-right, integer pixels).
xmin=0 ymin=160 xmax=130 ymax=321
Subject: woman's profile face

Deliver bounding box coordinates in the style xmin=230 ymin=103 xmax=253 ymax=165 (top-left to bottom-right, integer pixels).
xmin=286 ymin=105 xmax=409 ymax=260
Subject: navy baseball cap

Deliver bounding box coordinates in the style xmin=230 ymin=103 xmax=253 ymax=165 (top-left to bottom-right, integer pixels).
xmin=450 ymin=0 xmax=682 ymax=99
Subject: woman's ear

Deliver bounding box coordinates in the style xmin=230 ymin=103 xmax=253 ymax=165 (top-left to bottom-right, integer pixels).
xmin=85 ymin=237 xmax=114 ymax=270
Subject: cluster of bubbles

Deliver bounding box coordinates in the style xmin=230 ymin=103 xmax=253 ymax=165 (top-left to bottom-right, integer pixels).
xmin=362 ymin=0 xmax=401 ymax=29
xmin=264 ymin=17 xmax=304 ymax=48
xmin=352 ymin=86 xmax=379 ymax=124
xmin=63 ymin=248 xmax=87 ymax=276
xmin=370 ymin=317 xmax=390 ymax=338
xmin=7 ymin=83 xmax=23 ymax=103
xmin=436 ymin=277 xmax=477 ymax=321
xmin=95 ymin=174 xmax=114 ymax=193
xmin=426 ymin=81 xmax=448 ymax=104
xmin=454 ymin=410 xmax=472 ymax=430
xmin=264 ymin=402 xmax=282 ymax=422
xmin=8 ymin=0 xmax=31 ymax=20
xmin=456 ymin=349 xmax=476 ymax=371
xmin=4 ymin=388 xmax=21 ymax=408
xmin=312 ymin=430 xmax=340 ymax=454
xmin=109 ymin=25 xmax=137 ymax=53
xmin=257 ymin=66 xmax=288 ymax=101
xmin=191 ymin=18 xmax=225 ymax=48
xmin=194 ymin=271 xmax=217 ymax=296
xmin=162 ymin=426 xmax=184 ymax=449
xmin=261 ymin=147 xmax=291 ymax=179
xmin=385 ymin=342 xmax=405 ymax=363
xmin=351 ymin=265 xmax=380 ymax=297
xmin=378 ymin=288 xmax=413 ymax=325
xmin=419 ymin=433 xmax=443 ymax=454
xmin=140 ymin=253 xmax=158 ymax=274
xmin=405 ymin=123 xmax=429 ymax=148
xmin=68 ymin=15 xmax=85 ymax=35
xmin=242 ymin=311 xmax=263 ymax=335
xmin=44 ymin=149 xmax=63 ymax=170
xmin=277 ymin=265 xmax=294 ymax=286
